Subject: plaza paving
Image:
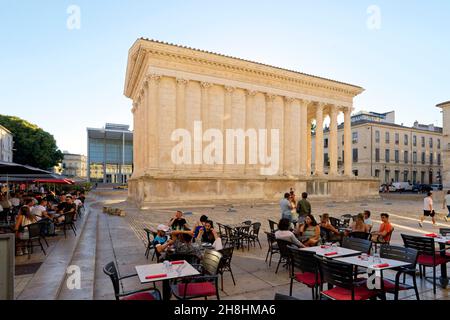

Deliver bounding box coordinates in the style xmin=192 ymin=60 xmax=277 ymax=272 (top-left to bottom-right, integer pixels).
xmin=14 ymin=189 xmax=450 ymax=300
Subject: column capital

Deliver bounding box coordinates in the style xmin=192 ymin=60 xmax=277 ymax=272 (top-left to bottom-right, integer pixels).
xmin=343 ymin=105 xmax=353 ymax=114
xmin=299 ymin=98 xmax=312 ymax=106
xmin=131 ymin=102 xmax=138 ymax=113
xmin=285 ymin=96 xmax=296 ymax=103
xmin=145 ymin=74 xmax=161 ymax=84
xmin=245 ymin=89 xmax=258 ymax=97
xmin=224 ymin=85 xmax=235 ymax=93
xmin=176 ymin=78 xmax=189 ymax=86
xmin=314 ymin=101 xmax=327 ymax=109
xmin=265 ymin=93 xmax=276 ymax=101
xmin=201 ymin=82 xmax=213 ymax=89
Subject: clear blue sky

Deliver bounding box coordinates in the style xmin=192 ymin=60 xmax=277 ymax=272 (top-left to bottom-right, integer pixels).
xmin=1 ymin=0 xmax=449 ymax=155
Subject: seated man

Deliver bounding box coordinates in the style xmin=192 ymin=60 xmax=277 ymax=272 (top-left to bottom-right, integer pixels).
xmin=55 ymin=196 xmax=76 ymax=223
xmin=363 ymin=210 xmax=373 ymax=230
xmin=275 ymin=218 xmax=305 ymax=248
xmin=319 ymin=213 xmax=341 ymax=242
xmin=154 ymin=224 xmax=175 ymax=260
xmin=371 ymin=213 xmax=393 ymax=243
xmin=168 ymin=210 xmax=189 ymax=231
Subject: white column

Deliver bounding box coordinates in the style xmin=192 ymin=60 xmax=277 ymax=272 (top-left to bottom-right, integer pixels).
xmin=245 ymin=90 xmax=257 ymax=175
xmin=299 ymin=99 xmax=309 ymax=175
xmin=176 ymin=78 xmax=188 ymax=172
xmin=147 ymin=74 xmax=161 ymax=172
xmin=314 ymin=102 xmax=325 ymax=176
xmin=343 ymin=106 xmax=353 ymax=177
xmin=200 ymin=82 xmax=212 ymax=174
xmin=329 ymin=105 xmax=338 ymax=176
xmin=307 ymin=115 xmax=312 ymax=176
xmin=131 ymin=102 xmax=138 ymax=176
xmin=283 ymin=97 xmax=295 ymax=175
xmin=223 ymin=86 xmax=234 ymax=174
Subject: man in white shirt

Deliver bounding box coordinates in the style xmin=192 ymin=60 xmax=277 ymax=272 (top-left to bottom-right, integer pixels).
xmin=10 ymin=193 xmax=21 ymax=207
xmin=419 ymin=192 xmax=435 ymax=227
xmin=443 ymin=190 xmax=450 ymax=222
xmin=32 ymin=199 xmax=49 ymax=220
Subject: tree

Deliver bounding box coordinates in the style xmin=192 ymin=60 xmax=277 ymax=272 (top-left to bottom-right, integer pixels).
xmin=0 ymin=115 xmax=63 ymax=170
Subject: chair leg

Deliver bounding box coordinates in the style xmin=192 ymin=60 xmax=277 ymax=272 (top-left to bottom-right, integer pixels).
xmin=311 ymin=287 xmax=315 ymax=300
xmin=412 ymin=273 xmax=420 ymax=300
xmin=38 ymin=239 xmax=46 ymax=255
xmin=265 ymin=249 xmax=270 ymax=263
xmin=419 ymin=265 xmax=423 ymax=278
xmin=433 ymin=266 xmax=436 ymax=295
xmin=268 ymin=252 xmax=273 ymax=267
xmin=229 ymin=268 xmax=236 ymax=286
xmin=275 ymin=257 xmax=282 ymax=274
xmin=221 ymin=274 xmax=224 ymax=291
xmin=257 ymin=238 xmax=262 ymax=249
xmin=289 ymin=279 xmax=293 ymax=296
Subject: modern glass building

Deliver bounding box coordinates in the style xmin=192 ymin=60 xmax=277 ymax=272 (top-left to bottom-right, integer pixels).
xmin=87 ymin=123 xmax=133 ymax=183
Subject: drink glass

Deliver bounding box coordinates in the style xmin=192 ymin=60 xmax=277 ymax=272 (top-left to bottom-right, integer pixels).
xmin=361 ymin=253 xmax=368 ymax=261
xmin=373 ymin=253 xmax=381 ymax=264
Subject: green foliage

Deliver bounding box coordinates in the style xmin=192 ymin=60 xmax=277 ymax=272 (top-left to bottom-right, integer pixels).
xmin=0 ymin=114 xmax=63 ymax=169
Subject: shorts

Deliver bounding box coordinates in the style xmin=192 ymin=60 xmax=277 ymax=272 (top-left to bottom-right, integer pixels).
xmin=423 ymin=210 xmax=435 ymax=217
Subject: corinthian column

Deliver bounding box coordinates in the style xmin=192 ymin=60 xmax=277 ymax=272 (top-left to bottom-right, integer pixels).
xmin=314 ymin=102 xmax=325 ymax=176
xmin=299 ymin=99 xmax=309 ymax=176
xmin=146 ymin=74 xmax=161 ymax=172
xmin=329 ymin=105 xmax=338 ymax=176
xmin=223 ymin=86 xmax=234 ymax=174
xmin=131 ymin=102 xmax=139 ymax=176
xmin=307 ymin=115 xmax=312 ymax=176
xmin=245 ymin=90 xmax=258 ymax=175
xmin=343 ymin=106 xmax=353 ymax=177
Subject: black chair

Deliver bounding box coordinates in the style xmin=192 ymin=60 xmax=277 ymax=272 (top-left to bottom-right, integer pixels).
xmin=379 ymin=244 xmax=420 ymax=300
xmin=167 ymin=253 xmax=200 ymax=265
xmin=246 ymin=222 xmax=262 ymax=249
xmin=264 ymin=231 xmax=279 ymax=267
xmin=349 ymin=231 xmax=371 ymax=240
xmin=218 ymin=246 xmax=236 ymax=291
xmin=144 ymin=228 xmax=156 ymax=260
xmin=217 ymin=223 xmax=228 ymax=241
xmin=401 ymin=234 xmax=448 ymax=294
xmin=317 ymin=257 xmax=379 ymax=300
xmin=275 ymin=239 xmax=292 ymax=274
xmin=329 ymin=217 xmax=342 ymax=229
xmin=242 ymin=220 xmax=252 ymax=225
xmin=268 ymin=219 xmax=278 ymax=233
xmin=439 ymin=228 xmax=450 ymax=236
xmin=103 ymin=261 xmax=161 ymax=300
xmin=372 ymin=227 xmax=394 ymax=253
xmin=221 ymin=224 xmax=239 ymax=248
xmin=288 ymin=245 xmax=321 ymax=299
xmin=24 ymin=222 xmax=47 ymax=259
xmin=54 ymin=212 xmax=77 ymax=238
xmin=342 ymin=236 xmax=372 ymax=254
xmin=171 ymin=249 xmax=222 ymax=300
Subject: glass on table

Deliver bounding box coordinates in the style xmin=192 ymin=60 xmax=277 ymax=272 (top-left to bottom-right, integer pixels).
xmin=373 ymin=253 xmax=382 ymax=264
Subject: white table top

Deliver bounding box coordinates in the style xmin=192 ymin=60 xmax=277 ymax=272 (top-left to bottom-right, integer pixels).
xmin=300 ymin=245 xmax=361 ymax=258
xmin=135 ymin=260 xmax=200 ymax=284
xmin=334 ymin=255 xmax=411 ymax=270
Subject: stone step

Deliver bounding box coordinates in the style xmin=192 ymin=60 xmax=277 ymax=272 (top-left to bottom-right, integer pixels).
xmin=57 ymin=207 xmax=98 ymax=300
xmin=17 ymin=201 xmax=93 ymax=300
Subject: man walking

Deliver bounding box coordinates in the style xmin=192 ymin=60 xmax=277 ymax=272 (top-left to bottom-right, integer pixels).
xmin=296 ymin=192 xmax=311 ymax=225
xmin=419 ymin=192 xmax=436 ymax=227
xmin=443 ymin=190 xmax=450 ymax=222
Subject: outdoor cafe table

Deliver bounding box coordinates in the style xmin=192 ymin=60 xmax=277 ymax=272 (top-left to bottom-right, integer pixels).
xmin=225 ymin=223 xmax=250 ymax=249
xmin=300 ymin=245 xmax=361 ymax=258
xmin=135 ymin=260 xmax=200 ymax=300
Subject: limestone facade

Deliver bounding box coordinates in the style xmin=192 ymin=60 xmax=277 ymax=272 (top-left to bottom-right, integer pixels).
xmin=124 ymin=38 xmax=379 ymax=206
xmin=437 ymin=101 xmax=450 ymax=189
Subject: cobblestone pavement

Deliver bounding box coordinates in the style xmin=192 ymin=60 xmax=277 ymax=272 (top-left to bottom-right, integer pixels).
xmin=93 ymin=189 xmax=450 ymax=300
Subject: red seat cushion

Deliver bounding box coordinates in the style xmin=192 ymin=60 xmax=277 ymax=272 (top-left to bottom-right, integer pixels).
xmin=121 ymin=291 xmax=156 ymax=300
xmin=177 ymin=282 xmax=216 ymax=297
xmin=417 ymin=254 xmax=448 ymax=266
xmin=322 ymin=285 xmax=378 ymax=300
xmin=294 ymin=272 xmax=321 ymax=287
xmin=381 ymin=279 xmax=410 ymax=292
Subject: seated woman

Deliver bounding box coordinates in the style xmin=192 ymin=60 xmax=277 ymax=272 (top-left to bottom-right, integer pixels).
xmin=196 ymin=220 xmax=219 ymax=245
xmin=14 ymin=206 xmax=38 ymax=256
xmin=275 ymin=218 xmax=305 ymax=248
xmin=193 ymin=214 xmax=208 ymax=240
xmin=298 ymin=214 xmax=320 ymax=247
xmin=349 ymin=213 xmax=371 ymax=234
xmin=319 ymin=213 xmax=341 ymax=242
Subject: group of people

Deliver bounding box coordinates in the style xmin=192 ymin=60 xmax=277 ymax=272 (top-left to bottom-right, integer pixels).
xmin=0 ymin=189 xmax=86 ymax=256
xmin=278 ymin=189 xmax=394 ymax=248
xmin=151 ymin=211 xmax=222 ymax=260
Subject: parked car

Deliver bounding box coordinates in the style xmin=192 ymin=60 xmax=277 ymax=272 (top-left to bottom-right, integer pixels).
xmin=392 ymin=182 xmax=413 ymax=192
xmin=412 ymin=184 xmax=432 ymax=193
xmin=430 ymin=184 xmax=443 ymax=191
xmin=379 ymin=184 xmax=397 ymax=192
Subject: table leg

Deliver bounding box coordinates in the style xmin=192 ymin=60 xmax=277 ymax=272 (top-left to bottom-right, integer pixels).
xmin=162 ymin=279 xmax=171 ymax=301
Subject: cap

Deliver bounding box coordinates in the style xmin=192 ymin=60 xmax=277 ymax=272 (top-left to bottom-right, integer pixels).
xmin=157 ymin=224 xmax=169 ymax=232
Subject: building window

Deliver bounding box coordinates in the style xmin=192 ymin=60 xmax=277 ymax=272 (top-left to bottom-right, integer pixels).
xmin=413 ymin=171 xmax=417 ymax=183
xmin=324 ymin=138 xmax=328 ymax=148
xmin=375 ymin=148 xmax=380 ymax=162
xmin=395 ymin=133 xmax=399 ymax=145
xmin=438 ymin=153 xmax=441 ymax=165
xmin=352 ymin=132 xmax=358 ymax=144
xmin=413 ymin=151 xmax=417 ymax=164
xmin=430 ymin=153 xmax=433 ymax=165
xmin=385 ymin=132 xmax=390 ymax=144
xmin=352 ymin=148 xmax=358 ymax=163
xmin=375 ymin=169 xmax=380 ymax=177
xmin=404 ymin=151 xmax=408 ymax=164
xmin=403 ymin=170 xmax=409 ymax=182
xmin=429 ymin=138 xmax=433 ymax=148
xmin=353 ymin=170 xmax=359 ymax=176
xmin=421 ymin=152 xmax=426 ymax=164
xmin=395 ymin=150 xmax=399 ymax=163
xmin=395 ymin=170 xmax=400 ymax=182
xmin=375 ymin=130 xmax=380 ymax=143
xmin=385 ymin=149 xmax=390 ymax=163
xmin=438 ymin=139 xmax=441 ymax=149
xmin=324 ymin=153 xmax=329 ymax=167
xmin=385 ymin=170 xmax=390 ymax=183
xmin=404 ymin=134 xmax=408 ymax=146
xmin=413 ymin=135 xmax=417 ymax=147
xmin=421 ymin=171 xmax=425 ymax=184
xmin=421 ymin=136 xmax=425 ymax=147
xmin=342 ymin=134 xmax=344 ymax=146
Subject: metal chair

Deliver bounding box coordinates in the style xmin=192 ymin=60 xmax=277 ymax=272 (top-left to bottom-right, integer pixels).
xmin=342 ymin=236 xmax=372 ymax=254
xmin=144 ymin=228 xmax=156 ymax=260
xmin=54 ymin=211 xmax=77 ymax=238
xmin=379 ymin=244 xmax=420 ymax=300
xmin=103 ymin=261 xmax=161 ymax=300
xmin=24 ymin=222 xmax=47 ymax=259
xmin=268 ymin=219 xmax=278 ymax=233
xmin=275 ymin=239 xmax=292 ymax=274
xmin=372 ymin=227 xmax=394 ymax=253
xmin=439 ymin=228 xmax=450 ymax=236
xmin=246 ymin=222 xmax=262 ymax=249
xmin=288 ymin=245 xmax=321 ymax=299
xmin=349 ymin=231 xmax=371 ymax=240
xmin=218 ymin=246 xmax=236 ymax=291
xmin=264 ymin=231 xmax=279 ymax=267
